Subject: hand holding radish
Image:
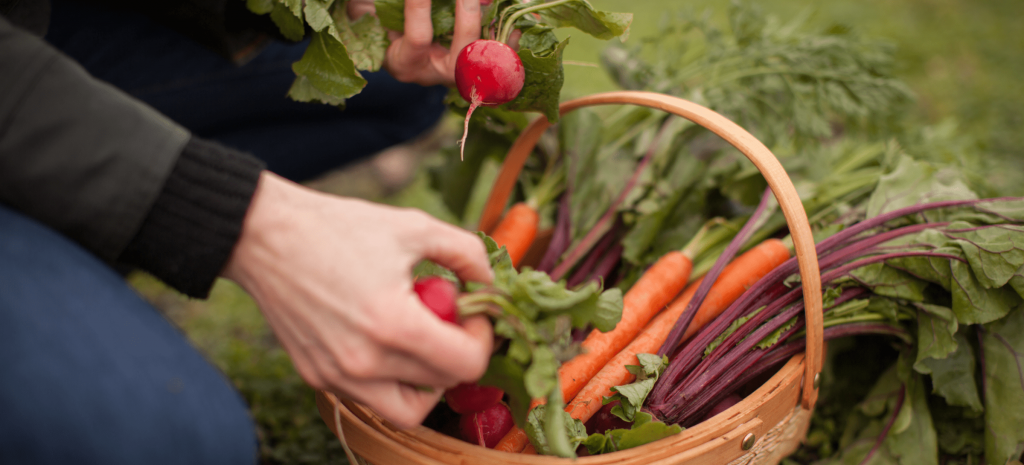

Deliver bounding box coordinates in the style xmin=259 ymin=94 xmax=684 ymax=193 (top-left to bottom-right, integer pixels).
xmin=222 ymin=171 xmax=495 ymax=429
xmin=384 ymin=0 xmax=482 ymax=86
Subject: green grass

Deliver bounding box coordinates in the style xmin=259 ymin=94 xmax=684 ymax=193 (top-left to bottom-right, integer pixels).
xmin=132 ymin=1 xmax=1024 ymax=463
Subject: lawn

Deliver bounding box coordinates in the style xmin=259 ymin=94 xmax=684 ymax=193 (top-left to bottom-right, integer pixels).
xmin=131 ymin=1 xmax=1024 ymax=463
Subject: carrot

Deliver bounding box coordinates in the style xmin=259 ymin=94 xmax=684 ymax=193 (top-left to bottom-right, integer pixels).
xmin=677 ymin=238 xmax=791 ymax=342
xmin=493 ymin=249 xmax=694 ymax=453
xmin=562 ymin=237 xmax=791 ymax=427
xmin=489 ymin=202 xmax=539 ymax=267
xmin=563 ymin=280 xmax=700 ymax=425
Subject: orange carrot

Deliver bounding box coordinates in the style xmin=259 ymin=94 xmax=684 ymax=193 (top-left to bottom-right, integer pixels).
xmin=678 ymin=238 xmax=791 ymax=342
xmin=562 ymin=237 xmax=791 ymax=427
xmin=489 ymin=202 xmax=539 ymax=267
xmin=493 ymin=249 xmax=694 ymax=453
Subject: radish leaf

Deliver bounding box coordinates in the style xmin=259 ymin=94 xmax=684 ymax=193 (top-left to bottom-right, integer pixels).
xmin=289 ymin=30 xmax=367 ymax=104
xmin=334 ymin=3 xmax=388 ymax=71
xmin=247 ymin=0 xmax=274 ymax=15
xmin=269 ymin=1 xmax=305 ymax=41
xmin=532 ymin=0 xmax=632 ymax=42
xmin=502 ymin=38 xmax=569 ymax=123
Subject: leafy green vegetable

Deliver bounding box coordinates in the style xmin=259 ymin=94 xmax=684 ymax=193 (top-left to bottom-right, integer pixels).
xmin=531 ymin=0 xmax=632 ymax=41
xmin=335 ymin=6 xmax=388 ymax=71
xmin=582 ymin=412 xmax=682 ymax=455
xmin=524 ymin=404 xmax=589 ymax=457
xmin=887 ymin=373 xmax=939 ymax=465
xmin=467 ymin=233 xmax=622 ymax=458
xmin=270 ymin=1 xmax=306 ymax=41
xmin=913 ymin=303 xmax=959 ymax=371
xmin=865 ymin=156 xmax=978 ymax=222
xmin=601 ymin=2 xmax=912 ymax=148
xmin=601 ymin=354 xmax=668 ymax=422
xmin=289 ymin=30 xmax=367 ymax=105
xmin=918 ymin=330 xmax=983 ymax=414
xmin=980 ymin=308 xmax=1024 ymax=465
xmin=503 ymin=37 xmax=569 ymax=123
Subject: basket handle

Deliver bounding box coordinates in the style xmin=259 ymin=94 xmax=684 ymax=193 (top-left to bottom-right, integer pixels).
xmin=478 ymin=91 xmax=823 ymax=409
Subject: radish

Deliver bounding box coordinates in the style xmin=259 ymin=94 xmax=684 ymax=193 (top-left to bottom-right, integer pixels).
xmin=584 ymin=400 xmax=632 ymax=435
xmin=459 ymin=402 xmax=515 ymax=448
xmin=413 ymin=276 xmax=459 ymax=324
xmin=444 ymin=382 xmax=504 ymax=414
xmin=454 ymin=39 xmax=525 ymax=160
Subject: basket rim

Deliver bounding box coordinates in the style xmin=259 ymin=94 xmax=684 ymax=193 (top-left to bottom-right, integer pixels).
xmin=318 ymin=352 xmax=808 ymax=464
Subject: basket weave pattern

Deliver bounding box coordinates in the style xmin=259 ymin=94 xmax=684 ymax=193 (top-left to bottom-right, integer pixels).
xmin=724 ymin=407 xmax=812 ymax=465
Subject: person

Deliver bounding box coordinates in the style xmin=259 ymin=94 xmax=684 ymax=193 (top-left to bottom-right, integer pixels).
xmin=0 ymin=0 xmax=493 ymax=463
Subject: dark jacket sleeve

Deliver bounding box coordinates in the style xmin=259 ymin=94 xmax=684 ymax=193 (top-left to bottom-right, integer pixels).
xmin=0 ymin=14 xmax=265 ymax=298
xmin=0 ymin=13 xmax=188 ymax=262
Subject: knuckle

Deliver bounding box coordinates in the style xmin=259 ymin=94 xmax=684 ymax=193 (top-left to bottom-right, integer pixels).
xmin=338 ymin=348 xmax=379 ymax=379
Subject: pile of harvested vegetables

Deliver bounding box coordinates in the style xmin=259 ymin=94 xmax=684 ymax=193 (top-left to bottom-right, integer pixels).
xmin=409 ymin=4 xmax=1024 ymax=464
xmin=246 ymin=0 xmax=1023 ymax=462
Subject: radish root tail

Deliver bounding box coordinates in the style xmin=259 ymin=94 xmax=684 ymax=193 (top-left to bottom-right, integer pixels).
xmin=460 ymin=87 xmax=482 ymax=161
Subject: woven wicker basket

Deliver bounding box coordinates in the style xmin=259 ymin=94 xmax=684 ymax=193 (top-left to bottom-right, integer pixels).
xmin=315 ymin=91 xmax=824 ymax=465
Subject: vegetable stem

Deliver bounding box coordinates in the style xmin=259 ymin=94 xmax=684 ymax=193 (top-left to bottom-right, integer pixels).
xmin=550 ymin=117 xmax=673 ymax=281
xmin=498 ymin=0 xmax=576 ymax=44
xmin=657 ymin=187 xmax=776 ymax=357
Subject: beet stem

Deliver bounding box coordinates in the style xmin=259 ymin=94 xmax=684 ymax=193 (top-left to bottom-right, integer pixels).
xmin=550 ymin=117 xmax=672 ymax=281
xmin=567 ymin=224 xmax=620 ymax=287
xmin=860 ymin=385 xmax=905 ymax=465
xmin=537 ymin=193 xmax=573 ymax=273
xmin=657 ymin=186 xmax=776 ymax=357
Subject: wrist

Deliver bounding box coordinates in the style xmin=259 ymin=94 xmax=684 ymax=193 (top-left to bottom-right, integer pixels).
xmin=222 ymin=171 xmax=301 ymax=292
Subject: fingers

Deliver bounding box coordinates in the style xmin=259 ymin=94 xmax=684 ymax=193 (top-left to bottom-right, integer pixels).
xmin=332 ymin=379 xmax=443 ymax=429
xmin=451 ymin=0 xmax=482 ymax=58
xmin=385 ymin=292 xmax=493 ymax=379
xmin=346 ymin=0 xmax=376 ymax=20
xmin=402 ymin=0 xmax=434 ymax=52
xmin=412 ymin=218 xmax=494 ymax=285
xmin=508 ymin=28 xmax=522 ymax=51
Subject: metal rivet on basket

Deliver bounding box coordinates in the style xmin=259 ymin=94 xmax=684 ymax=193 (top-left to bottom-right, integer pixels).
xmin=741 ymin=433 xmax=756 ymax=451
xmin=813 ymin=373 xmax=822 ymax=389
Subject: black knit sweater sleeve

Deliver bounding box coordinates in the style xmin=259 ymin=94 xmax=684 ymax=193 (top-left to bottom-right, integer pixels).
xmin=118 ymin=137 xmax=265 ymax=298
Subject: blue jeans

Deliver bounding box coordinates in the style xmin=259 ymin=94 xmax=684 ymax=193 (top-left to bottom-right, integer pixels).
xmin=45 ymin=0 xmax=449 ymax=182
xmin=0 ymin=204 xmax=257 ymax=464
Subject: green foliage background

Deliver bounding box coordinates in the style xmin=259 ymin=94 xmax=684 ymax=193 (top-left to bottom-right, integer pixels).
xmin=130 ymin=0 xmax=1024 ymax=463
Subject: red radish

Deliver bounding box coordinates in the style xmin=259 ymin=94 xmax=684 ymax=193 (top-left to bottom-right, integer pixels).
xmin=454 ymin=39 xmax=525 ymax=160
xmin=445 ymin=382 xmax=504 ymax=414
xmin=459 ymin=402 xmax=515 ymax=448
xmin=413 ymin=277 xmax=459 ymax=324
xmin=583 ymin=400 xmax=632 ymax=435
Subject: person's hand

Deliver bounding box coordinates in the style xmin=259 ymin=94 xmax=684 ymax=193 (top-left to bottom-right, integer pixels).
xmin=222 ymin=172 xmax=495 ymax=429
xmin=382 ymin=0 xmax=482 ymax=86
